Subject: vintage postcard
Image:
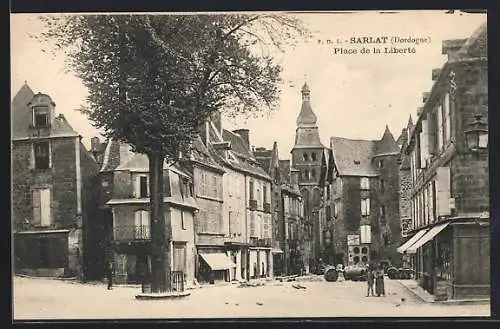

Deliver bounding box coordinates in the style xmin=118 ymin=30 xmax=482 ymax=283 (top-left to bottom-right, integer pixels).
xmin=11 ymin=10 xmax=490 ymax=320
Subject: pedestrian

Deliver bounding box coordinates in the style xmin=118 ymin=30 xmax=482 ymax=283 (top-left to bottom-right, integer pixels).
xmin=106 ymin=261 xmax=114 ymax=290
xmin=375 ymin=266 xmax=386 ymax=297
xmin=366 ymin=266 xmax=375 ymax=297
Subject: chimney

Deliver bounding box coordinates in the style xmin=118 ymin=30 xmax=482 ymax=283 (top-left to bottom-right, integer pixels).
xmin=210 ymin=110 xmax=222 ymax=135
xmin=290 ymin=168 xmax=300 ymax=186
xmin=442 ymin=38 xmax=467 ymax=61
xmin=233 ymin=129 xmax=250 ymax=148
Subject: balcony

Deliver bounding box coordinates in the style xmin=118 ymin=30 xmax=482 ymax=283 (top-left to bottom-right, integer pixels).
xmin=114 ymin=225 xmax=151 ymax=241
xmin=263 ymin=202 xmax=271 ymax=213
xmin=250 ymin=237 xmax=272 ymax=247
xmin=249 ymin=199 xmax=257 ymax=211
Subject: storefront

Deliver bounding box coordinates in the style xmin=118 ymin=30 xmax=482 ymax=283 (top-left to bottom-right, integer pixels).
xmin=14 ymin=230 xmax=70 ymax=277
xmin=249 ymin=247 xmax=271 ymax=279
xmin=398 ymin=218 xmax=490 ymax=300
xmin=196 ymin=248 xmax=236 ymax=283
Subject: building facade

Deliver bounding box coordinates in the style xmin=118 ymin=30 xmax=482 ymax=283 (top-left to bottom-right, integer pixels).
xmin=255 ymin=143 xmax=305 ymax=276
xmin=323 ymin=126 xmax=402 ymax=269
xmin=204 ymin=117 xmax=273 ymax=281
xmin=397 ymin=24 xmax=489 ymax=301
xmin=12 ymin=85 xmax=100 ymax=279
xmin=290 ymin=83 xmax=326 ymax=273
xmin=98 ymin=141 xmax=198 ymax=286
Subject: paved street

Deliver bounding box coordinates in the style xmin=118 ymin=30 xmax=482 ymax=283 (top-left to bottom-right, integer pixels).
xmin=13 ymin=276 xmax=490 ymax=319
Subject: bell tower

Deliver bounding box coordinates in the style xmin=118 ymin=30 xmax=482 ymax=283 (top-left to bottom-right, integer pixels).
xmin=290 ymin=82 xmax=326 ymax=272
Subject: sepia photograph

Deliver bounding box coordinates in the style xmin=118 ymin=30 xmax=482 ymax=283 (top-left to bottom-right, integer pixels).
xmin=10 ymin=10 xmax=490 ymax=319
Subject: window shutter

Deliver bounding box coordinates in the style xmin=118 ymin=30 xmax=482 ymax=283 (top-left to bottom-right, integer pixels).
xmin=133 ymin=174 xmax=140 ymax=198
xmin=420 ymin=121 xmax=428 ymax=168
xmin=32 ymin=189 xmax=41 ymax=225
xmin=250 ymin=212 xmax=256 ymax=237
xmin=366 ymin=198 xmax=371 ymax=216
xmin=437 ymin=104 xmax=443 ymax=151
xmin=436 ymin=167 xmax=451 ymax=216
xmin=40 ymin=188 xmax=52 ymax=226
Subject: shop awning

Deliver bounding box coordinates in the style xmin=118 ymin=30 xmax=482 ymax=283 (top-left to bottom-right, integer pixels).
xmin=199 ymin=253 xmax=236 ymax=270
xmin=397 ymin=229 xmax=428 ymax=254
xmin=406 ymin=222 xmax=450 ymax=254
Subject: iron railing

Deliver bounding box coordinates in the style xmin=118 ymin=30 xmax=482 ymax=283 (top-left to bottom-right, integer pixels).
xmin=113 ymin=225 xmax=151 ymax=241
xmin=141 ymin=271 xmax=185 ymax=293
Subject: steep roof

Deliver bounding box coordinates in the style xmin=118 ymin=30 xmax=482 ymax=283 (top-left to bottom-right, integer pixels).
xmin=190 ymin=136 xmax=225 ymax=172
xmin=374 ymin=125 xmax=400 ymax=156
xmin=330 ymin=137 xmax=378 ymax=177
xmin=296 ymin=82 xmax=317 ymax=127
xmin=457 ymin=22 xmax=487 ymax=58
xmin=11 ymin=86 xmax=79 ymax=140
xmin=279 ymin=160 xmax=291 ymax=184
xmin=222 ymin=129 xmax=253 ymax=158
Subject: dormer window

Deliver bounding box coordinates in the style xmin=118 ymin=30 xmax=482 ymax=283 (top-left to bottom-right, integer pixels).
xmin=34 ymin=106 xmax=50 ymax=128
xmin=303 ymin=153 xmax=309 ymax=161
xmin=311 ymin=153 xmax=317 ymax=161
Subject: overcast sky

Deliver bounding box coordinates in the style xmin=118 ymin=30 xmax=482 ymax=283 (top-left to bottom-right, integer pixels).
xmin=11 ymin=11 xmax=486 ymax=159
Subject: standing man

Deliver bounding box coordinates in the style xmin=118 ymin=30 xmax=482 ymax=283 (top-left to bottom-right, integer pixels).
xmin=366 ymin=265 xmax=375 ymax=297
xmin=106 ymin=261 xmax=114 ymax=290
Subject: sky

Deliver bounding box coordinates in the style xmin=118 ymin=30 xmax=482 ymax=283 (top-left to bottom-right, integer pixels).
xmin=11 ymin=11 xmax=487 ymax=159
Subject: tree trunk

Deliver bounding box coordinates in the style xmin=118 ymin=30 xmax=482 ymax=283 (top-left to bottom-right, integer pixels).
xmin=148 ymin=152 xmax=171 ymax=293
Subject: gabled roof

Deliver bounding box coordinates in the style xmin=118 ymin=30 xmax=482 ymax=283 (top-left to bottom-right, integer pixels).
xmin=457 ymin=22 xmax=487 ymax=58
xmin=330 ymin=137 xmax=378 ymax=177
xmin=11 ymin=86 xmax=79 ymax=140
xmin=374 ymin=125 xmax=400 ymax=156
xmin=100 ymin=140 xmax=191 ymax=178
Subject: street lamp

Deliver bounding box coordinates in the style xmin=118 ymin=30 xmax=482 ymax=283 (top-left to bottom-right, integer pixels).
xmin=465 ymin=114 xmax=488 ymax=152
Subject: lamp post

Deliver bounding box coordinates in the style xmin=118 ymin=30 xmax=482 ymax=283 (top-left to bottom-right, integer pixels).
xmin=464 ymin=114 xmax=488 ymax=156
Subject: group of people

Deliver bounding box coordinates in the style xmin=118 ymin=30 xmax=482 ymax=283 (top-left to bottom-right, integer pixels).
xmin=365 ymin=265 xmax=385 ymax=297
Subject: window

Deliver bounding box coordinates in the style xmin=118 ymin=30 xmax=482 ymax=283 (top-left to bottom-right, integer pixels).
xmin=326 ymin=185 xmax=331 ymax=200
xmin=334 ymin=200 xmax=339 ymax=217
xmin=383 ymin=233 xmax=390 ymax=246
xmin=228 ymin=177 xmax=232 ymax=196
xmin=360 ymin=177 xmax=370 ymax=190
xmin=437 ymin=103 xmax=443 ymax=151
xmin=304 ymin=170 xmax=309 ymax=180
xmin=250 ymin=212 xmax=256 ymax=237
xmin=134 ymin=210 xmax=150 ymax=239
xmin=378 ymin=160 xmax=384 ymax=168
xmin=181 ymin=211 xmax=186 ymax=230
xmin=201 ymin=173 xmax=207 ymax=196
xmin=140 ymin=176 xmax=148 ymax=198
xmin=212 ymin=176 xmax=218 ymax=198
xmin=311 ymin=168 xmax=316 ymax=179
xmin=32 ymin=188 xmax=52 ymax=226
xmin=228 ymin=211 xmax=233 ymax=236
xmin=263 ymin=185 xmax=268 ymax=204
xmin=380 ymin=205 xmax=386 ymax=218
xmin=249 ymin=181 xmax=254 ymax=200
xmin=34 ymin=141 xmax=50 ymax=169
xmin=173 ymin=243 xmax=187 ymax=273
xmin=443 ymin=93 xmax=451 ymax=143
xmin=311 ymin=153 xmax=317 ymax=161
xmin=380 ymin=179 xmax=385 ymax=192
xmin=33 ymin=106 xmax=49 ymax=127
xmin=303 ymin=153 xmax=308 ymax=161
xmin=361 ymin=198 xmax=370 ymax=216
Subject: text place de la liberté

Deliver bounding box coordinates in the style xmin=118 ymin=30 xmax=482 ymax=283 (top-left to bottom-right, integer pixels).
xmin=317 ymin=35 xmax=432 ymax=55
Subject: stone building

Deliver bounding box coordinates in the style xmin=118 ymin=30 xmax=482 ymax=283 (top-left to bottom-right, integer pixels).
xmin=97 ymin=140 xmax=198 ymax=286
xmin=398 ymin=117 xmax=415 ymax=239
xmin=290 ymin=83 xmax=327 ymax=273
xmin=397 ymin=23 xmax=489 ymax=301
xmin=12 ymin=84 xmax=100 ymax=279
xmin=255 ymin=142 xmax=305 ymax=276
xmin=204 ymin=116 xmax=273 ymax=281
xmin=187 ymin=120 xmax=235 ymax=284
xmin=323 ymin=125 xmax=402 ymax=268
